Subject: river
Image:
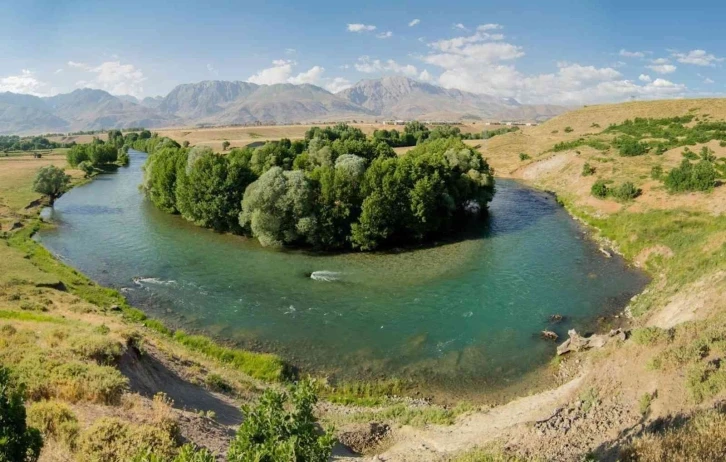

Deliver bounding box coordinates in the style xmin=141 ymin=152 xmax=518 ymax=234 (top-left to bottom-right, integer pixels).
xmin=38 ymin=150 xmax=648 ymax=397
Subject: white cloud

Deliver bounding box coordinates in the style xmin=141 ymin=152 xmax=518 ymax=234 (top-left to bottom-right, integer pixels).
xmin=354 ymin=56 xmax=418 ymax=76
xmin=672 ymin=49 xmax=723 ymax=66
xmin=248 ymin=60 xmax=351 ymax=91
xmin=0 ymin=69 xmax=50 ymax=96
xmin=285 ymin=48 xmax=296 ymax=55
xmin=207 ymin=64 xmax=218 ymax=76
xmin=376 ymin=31 xmax=393 ymax=39
xmin=68 ymin=60 xmax=146 ymax=96
xmin=54 ymin=69 xmax=63 ymax=74
xmin=409 ymin=19 xmax=420 ymax=27
xmin=418 ymin=69 xmax=434 ymax=82
xmin=287 ymin=65 xmax=325 ymax=85
xmin=619 ymin=49 xmax=645 ymax=58
xmin=67 ymin=61 xmax=92 ymax=70
xmin=453 ymin=23 xmax=468 ymax=31
xmin=326 ymin=77 xmax=352 ymax=93
xmin=704 ymin=77 xmax=715 ymax=84
xmin=347 ymin=23 xmax=376 ymax=32
xmin=651 ymin=57 xmax=670 ymax=65
xmin=419 ymin=28 xmax=687 ymax=105
xmin=639 ymin=74 xmax=651 ymax=82
xmin=477 ymin=24 xmax=502 ymax=31
xmin=646 ymin=64 xmax=677 ymax=74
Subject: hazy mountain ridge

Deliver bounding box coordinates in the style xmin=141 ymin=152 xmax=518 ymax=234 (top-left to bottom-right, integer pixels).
xmin=0 ymin=77 xmax=566 ymax=135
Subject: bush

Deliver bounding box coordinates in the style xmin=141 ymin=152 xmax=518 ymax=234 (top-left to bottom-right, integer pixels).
xmin=614 ymin=137 xmax=649 ymax=157
xmin=581 ymin=162 xmax=595 ymax=176
xmin=204 ymin=373 xmax=231 ymax=393
xmin=0 ymin=367 xmax=43 ymax=461
xmin=76 ymin=417 xmax=177 ymax=462
xmin=650 ymin=165 xmax=663 ymax=180
xmin=564 ymin=126 xmax=574 ymax=133
xmin=227 ymin=380 xmax=335 ymax=462
xmin=632 ymin=327 xmax=672 ymax=346
xmin=591 ymin=179 xmax=609 ymax=198
xmin=664 ymin=159 xmax=717 ymax=193
xmin=518 ymin=153 xmax=530 ymax=161
xmin=26 ymin=400 xmax=80 ymax=449
xmin=610 ymin=182 xmax=640 ymax=201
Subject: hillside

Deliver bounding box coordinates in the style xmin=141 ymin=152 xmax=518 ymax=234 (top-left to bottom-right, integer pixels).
xmin=0 ymin=77 xmax=567 ymax=135
xmin=1 ymin=98 xmax=726 ymax=461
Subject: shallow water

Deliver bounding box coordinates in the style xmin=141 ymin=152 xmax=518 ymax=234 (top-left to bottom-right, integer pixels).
xmin=39 ymin=150 xmax=648 ymax=394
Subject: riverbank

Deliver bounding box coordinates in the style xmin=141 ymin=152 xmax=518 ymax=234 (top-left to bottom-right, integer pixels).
xmin=3 ymin=97 xmax=726 ymax=461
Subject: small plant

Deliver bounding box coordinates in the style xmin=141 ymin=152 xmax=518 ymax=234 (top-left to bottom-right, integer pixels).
xmin=610 ymin=182 xmax=640 ymax=201
xmin=591 ymin=123 xmax=601 ymax=128
xmin=591 ymin=179 xmax=609 ymax=198
xmin=638 ymin=391 xmax=656 ymax=416
xmin=719 ymin=140 xmax=726 ymax=148
xmin=204 ymin=373 xmax=232 ymax=393
xmin=564 ymin=126 xmax=574 ymax=133
xmin=632 ymin=327 xmax=672 ymax=346
xmin=518 ymin=152 xmax=531 ymax=161
xmin=682 ymin=147 xmax=699 ymax=160
xmin=581 ymin=162 xmax=595 ymax=176
xmin=580 ymin=387 xmax=599 ymax=413
xmin=650 ymin=165 xmax=663 ymax=180
xmin=551 ymin=130 xmax=559 ymax=134
xmin=0 ymin=367 xmax=43 ymax=461
xmin=26 ymin=400 xmax=80 ymax=449
xmin=227 ymin=379 xmax=335 ymax=462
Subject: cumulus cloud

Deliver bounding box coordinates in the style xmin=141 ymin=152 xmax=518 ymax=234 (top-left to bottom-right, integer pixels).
xmin=417 ymin=27 xmax=688 ymax=104
xmin=326 ymin=77 xmax=352 ymax=93
xmin=418 ymin=70 xmax=434 ymax=82
xmin=453 ymin=23 xmax=468 ymax=31
xmin=409 ymin=19 xmax=420 ymax=27
xmin=651 ymin=57 xmax=670 ymax=65
xmin=704 ymin=77 xmax=715 ymax=84
xmin=354 ymin=56 xmax=418 ymax=76
xmin=376 ymin=31 xmax=393 ymax=39
xmin=68 ymin=60 xmax=146 ymax=96
xmin=248 ymin=60 xmax=349 ymax=92
xmin=647 ymin=64 xmax=677 ymax=74
xmin=0 ymin=69 xmax=50 ymax=95
xmin=639 ymin=74 xmax=652 ymax=82
xmin=347 ymin=23 xmax=376 ymax=32
xmin=287 ymin=65 xmax=325 ymax=85
xmin=672 ymin=49 xmax=723 ymax=66
xmin=619 ymin=49 xmax=645 ymax=58
xmin=207 ymin=64 xmax=218 ymax=76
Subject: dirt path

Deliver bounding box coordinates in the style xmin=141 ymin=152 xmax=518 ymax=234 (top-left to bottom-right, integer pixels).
xmin=336 ymin=375 xmax=584 ymax=461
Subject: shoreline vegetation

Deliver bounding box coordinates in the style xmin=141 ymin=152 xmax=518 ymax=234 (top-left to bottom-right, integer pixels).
xmin=134 ymin=122 xmax=496 ymax=251
xmin=1 ymin=99 xmax=726 ymax=460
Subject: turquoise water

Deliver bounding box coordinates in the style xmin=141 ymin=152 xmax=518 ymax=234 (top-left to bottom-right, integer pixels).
xmin=38 ymin=150 xmax=647 ymax=393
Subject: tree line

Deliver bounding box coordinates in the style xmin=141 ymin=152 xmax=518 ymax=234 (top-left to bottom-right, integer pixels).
xmin=0 ymin=135 xmax=73 ymax=153
xmin=131 ymin=123 xmax=495 ymax=251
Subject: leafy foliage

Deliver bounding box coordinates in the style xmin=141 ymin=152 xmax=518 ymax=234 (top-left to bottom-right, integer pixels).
xmin=581 ymin=162 xmax=595 ymax=176
xmin=32 ymin=165 xmax=71 ymax=204
xmin=227 ymin=380 xmax=335 ymax=462
xmin=0 ymin=367 xmax=43 ymax=462
xmin=663 ymin=159 xmax=717 ymax=193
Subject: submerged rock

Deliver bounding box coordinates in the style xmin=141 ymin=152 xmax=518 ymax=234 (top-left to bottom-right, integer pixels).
xmin=549 ymin=314 xmax=565 ymax=323
xmin=541 ymin=330 xmax=559 ymax=341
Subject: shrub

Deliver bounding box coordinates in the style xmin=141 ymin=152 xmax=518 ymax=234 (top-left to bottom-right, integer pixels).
xmin=227 ymin=380 xmax=335 ymax=462
xmin=682 ymin=147 xmax=699 ymax=160
xmin=720 ymin=140 xmax=726 ymax=148
xmin=205 ymin=373 xmax=231 ymax=393
xmin=0 ymin=367 xmax=43 ymax=461
xmin=26 ymin=400 xmax=80 ymax=449
xmin=638 ymin=392 xmax=655 ymax=416
xmin=650 ymin=165 xmax=663 ymax=180
xmin=518 ymin=153 xmax=530 ymax=161
xmin=620 ymin=409 xmax=726 ymax=461
xmin=581 ymin=162 xmax=595 ymax=176
xmin=610 ymin=182 xmax=640 ymax=201
xmin=614 ymin=137 xmax=649 ymax=157
xmin=631 ymin=327 xmax=672 ymax=346
xmin=591 ymin=123 xmax=601 ymax=128
xmin=76 ymin=417 xmax=177 ymax=462
xmin=564 ymin=126 xmax=574 ymax=133
xmin=664 ymin=159 xmax=717 ymax=193
xmin=591 ymin=179 xmax=609 ymax=198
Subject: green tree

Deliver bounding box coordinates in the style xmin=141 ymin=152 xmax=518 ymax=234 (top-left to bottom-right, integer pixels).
xmin=227 ymin=380 xmax=334 ymax=462
xmin=222 ymin=140 xmax=231 ymax=151
xmin=176 ymin=152 xmax=256 ymax=232
xmin=32 ymin=165 xmax=71 ymax=205
xmin=0 ymin=367 xmax=43 ymax=462
xmin=143 ymin=147 xmax=187 ymax=213
xmin=239 ymin=167 xmax=317 ymax=247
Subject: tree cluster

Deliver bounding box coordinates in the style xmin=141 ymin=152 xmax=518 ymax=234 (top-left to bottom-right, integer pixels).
xmin=133 ymin=124 xmax=495 ymax=251
xmin=0 ymin=135 xmax=70 ymax=153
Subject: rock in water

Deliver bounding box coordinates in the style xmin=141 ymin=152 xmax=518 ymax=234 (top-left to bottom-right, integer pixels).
xmin=541 ymin=330 xmax=559 ymax=341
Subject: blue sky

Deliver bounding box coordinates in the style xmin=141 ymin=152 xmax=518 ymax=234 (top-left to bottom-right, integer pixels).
xmin=1 ymin=0 xmax=725 ymax=104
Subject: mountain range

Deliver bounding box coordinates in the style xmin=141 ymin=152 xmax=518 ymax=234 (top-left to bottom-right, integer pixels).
xmin=0 ymin=76 xmax=567 ymax=135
